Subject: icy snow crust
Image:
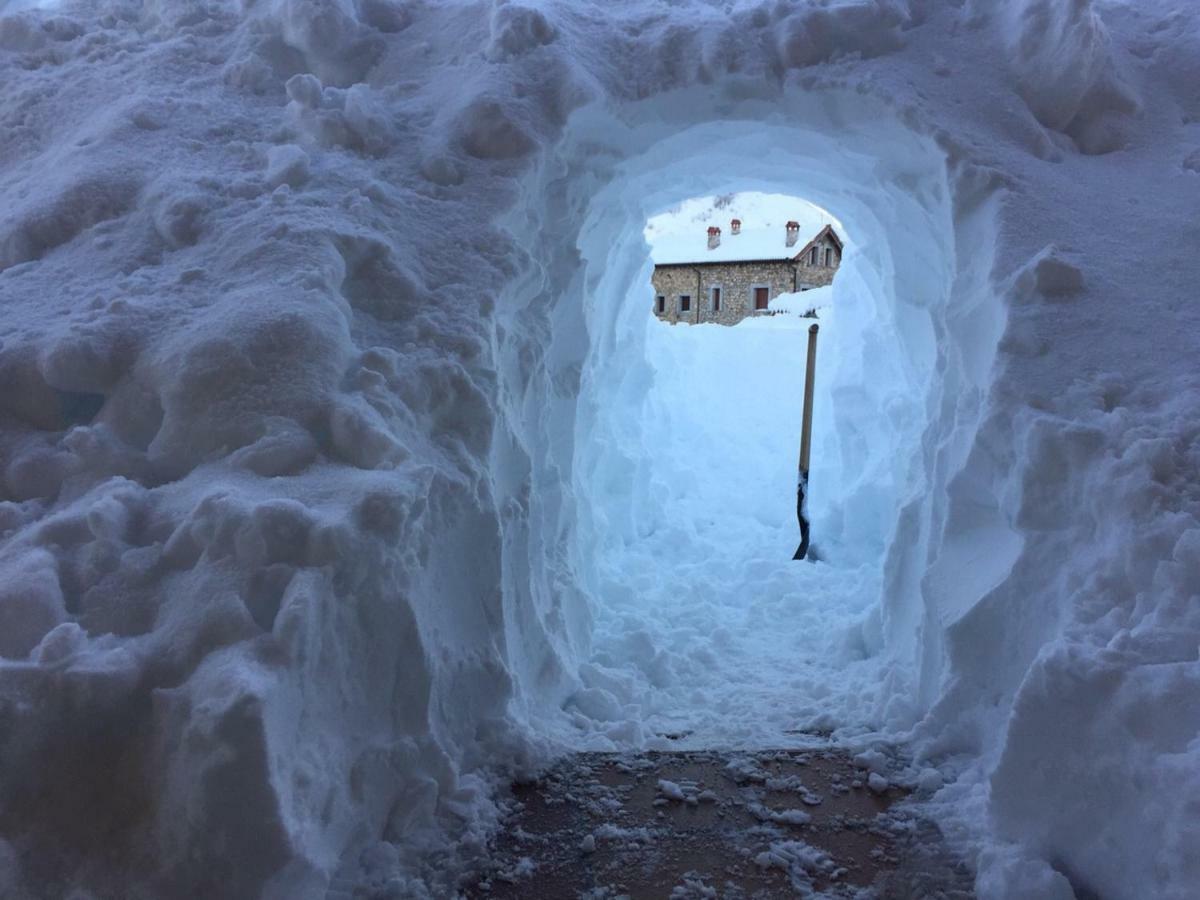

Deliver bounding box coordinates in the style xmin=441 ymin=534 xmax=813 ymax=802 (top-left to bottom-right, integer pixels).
xmin=0 ymin=1 xmax=1198 ymax=899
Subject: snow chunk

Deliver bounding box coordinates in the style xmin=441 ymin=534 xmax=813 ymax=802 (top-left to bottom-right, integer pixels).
xmin=0 ymin=171 xmax=140 ymax=272
xmin=270 ymin=0 xmax=384 ymax=87
xmin=419 ymin=153 xmax=463 ymax=187
xmin=487 ymin=4 xmax=556 ymax=61
xmin=1001 ymin=0 xmax=1139 ymax=154
xmin=754 ymin=839 xmax=834 ymax=893
xmin=265 ymin=145 xmax=311 ymax=189
xmin=458 ymin=101 xmax=535 ymax=160
xmin=148 ymin=305 xmax=350 ymax=478
xmin=329 ymin=398 xmax=409 ymax=470
xmin=916 ymin=768 xmax=943 ymax=794
xmin=0 ymin=551 xmax=66 ymax=659
xmin=853 ymin=749 xmax=889 ymax=774
xmin=227 ymin=417 xmax=319 ymax=477
xmin=670 ymin=873 xmax=718 ymax=899
xmin=724 ymin=756 xmax=767 ymax=784
xmin=146 ymin=179 xmax=210 ymax=249
xmin=37 ymin=329 xmax=131 ymax=394
xmin=32 ymin=621 xmax=88 ymax=666
xmin=775 ymin=3 xmax=906 ymax=69
xmin=751 ymin=804 xmax=812 ymax=827
xmin=593 ymin=823 xmax=652 ymax=845
xmin=285 ymin=73 xmax=324 ymax=109
xmin=287 ymin=81 xmax=394 ymax=156
xmin=656 ymin=779 xmax=686 ymax=802
xmin=569 ymin=687 xmax=623 ymax=722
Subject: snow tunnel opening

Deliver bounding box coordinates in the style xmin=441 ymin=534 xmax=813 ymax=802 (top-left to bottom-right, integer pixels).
xmin=637 ymin=191 xmax=852 ymax=569
xmin=494 ymin=86 xmax=1007 ymax=748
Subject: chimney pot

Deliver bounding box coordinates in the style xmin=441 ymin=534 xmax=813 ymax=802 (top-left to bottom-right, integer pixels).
xmin=786 ymin=220 xmax=800 ymax=247
xmin=731 ymin=218 xmax=741 ymax=235
xmin=707 ymin=226 xmax=721 ymax=249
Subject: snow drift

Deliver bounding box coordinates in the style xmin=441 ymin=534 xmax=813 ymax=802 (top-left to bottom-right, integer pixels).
xmin=0 ymin=0 xmax=1197 ymax=899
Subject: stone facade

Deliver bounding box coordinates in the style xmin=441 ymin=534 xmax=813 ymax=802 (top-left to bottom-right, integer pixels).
xmin=652 ymin=226 xmax=842 ymax=325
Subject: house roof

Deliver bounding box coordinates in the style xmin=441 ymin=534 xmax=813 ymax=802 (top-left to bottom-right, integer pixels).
xmin=794 ymin=224 xmax=843 ymax=261
xmin=651 ymin=222 xmax=842 ymax=266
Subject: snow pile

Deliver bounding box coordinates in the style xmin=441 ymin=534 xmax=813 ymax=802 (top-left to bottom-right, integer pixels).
xmin=0 ymin=0 xmax=1197 ymax=899
xmin=769 ymin=286 xmax=832 ymax=316
xmin=754 ymin=839 xmax=835 ymax=894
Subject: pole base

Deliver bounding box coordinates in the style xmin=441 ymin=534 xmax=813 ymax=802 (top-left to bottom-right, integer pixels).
xmin=793 ymin=473 xmax=810 ymax=561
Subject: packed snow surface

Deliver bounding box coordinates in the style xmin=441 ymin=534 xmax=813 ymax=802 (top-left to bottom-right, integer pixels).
xmin=1 ymin=1 xmax=1199 ymax=900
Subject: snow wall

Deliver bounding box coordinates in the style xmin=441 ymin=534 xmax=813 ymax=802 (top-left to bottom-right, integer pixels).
xmin=497 ymin=100 xmax=1000 ymax=740
xmin=1 ymin=1 xmax=1197 ymax=899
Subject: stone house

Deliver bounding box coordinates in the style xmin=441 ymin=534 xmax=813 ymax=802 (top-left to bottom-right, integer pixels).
xmin=651 ymin=220 xmax=843 ymax=325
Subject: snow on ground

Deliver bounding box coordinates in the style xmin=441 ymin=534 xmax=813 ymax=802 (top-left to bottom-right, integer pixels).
xmin=0 ymin=1 xmax=1198 ymax=899
xmin=567 ymin=287 xmax=887 ymax=748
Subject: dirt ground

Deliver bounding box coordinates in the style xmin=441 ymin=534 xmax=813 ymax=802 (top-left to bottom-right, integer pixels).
xmin=464 ymin=747 xmax=975 ymax=899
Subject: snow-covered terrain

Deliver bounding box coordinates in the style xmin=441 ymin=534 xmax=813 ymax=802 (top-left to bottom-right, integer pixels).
xmin=1 ymin=1 xmax=1198 ymax=899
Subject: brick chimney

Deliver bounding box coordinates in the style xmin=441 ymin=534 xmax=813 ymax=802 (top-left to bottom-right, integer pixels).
xmin=707 ymin=226 xmax=721 ymax=249
xmin=786 ymin=221 xmax=800 ymax=247
xmin=730 ymin=218 xmax=741 ymax=235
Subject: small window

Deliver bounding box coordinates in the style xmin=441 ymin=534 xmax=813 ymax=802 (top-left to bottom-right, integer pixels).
xmin=679 ymin=294 xmax=691 ymax=312
xmin=825 ymin=247 xmax=833 ymax=266
xmin=810 ymin=246 xmax=818 ymax=266
xmin=656 ymin=295 xmax=665 ymax=313
xmin=711 ymin=286 xmax=721 ymax=312
xmin=753 ymin=286 xmax=769 ymax=310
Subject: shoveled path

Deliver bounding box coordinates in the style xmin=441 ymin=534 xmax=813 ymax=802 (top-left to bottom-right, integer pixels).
xmin=465 ymin=746 xmax=975 ymax=899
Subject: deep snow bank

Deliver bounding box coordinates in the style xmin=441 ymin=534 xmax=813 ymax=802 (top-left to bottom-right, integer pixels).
xmin=0 ymin=0 xmax=1198 ymax=898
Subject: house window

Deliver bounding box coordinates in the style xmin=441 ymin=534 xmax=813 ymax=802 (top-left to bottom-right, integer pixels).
xmin=656 ymin=295 xmax=665 ymax=313
xmin=810 ymin=246 xmax=819 ymax=265
xmin=711 ymin=286 xmax=721 ymax=312
xmin=825 ymin=247 xmax=833 ymax=266
xmin=679 ymin=294 xmax=691 ymax=313
xmin=753 ymin=286 xmax=769 ymax=310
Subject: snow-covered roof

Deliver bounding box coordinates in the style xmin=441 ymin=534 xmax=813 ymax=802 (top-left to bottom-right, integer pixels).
xmin=651 ymin=224 xmax=837 ymax=265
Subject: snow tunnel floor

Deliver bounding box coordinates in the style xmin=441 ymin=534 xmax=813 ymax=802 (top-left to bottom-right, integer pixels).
xmin=461 ymin=745 xmax=975 ymax=899
xmin=582 ymin=540 xmax=887 ymax=748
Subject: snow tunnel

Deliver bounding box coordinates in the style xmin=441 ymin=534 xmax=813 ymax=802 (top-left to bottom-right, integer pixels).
xmin=493 ymin=84 xmax=1010 ymax=748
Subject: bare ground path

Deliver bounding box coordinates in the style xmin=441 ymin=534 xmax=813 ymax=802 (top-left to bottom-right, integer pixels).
xmin=465 ymin=746 xmax=975 ymax=899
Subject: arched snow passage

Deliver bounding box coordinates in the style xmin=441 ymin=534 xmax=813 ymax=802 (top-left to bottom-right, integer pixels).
xmin=494 ymin=87 xmax=1010 ymax=745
